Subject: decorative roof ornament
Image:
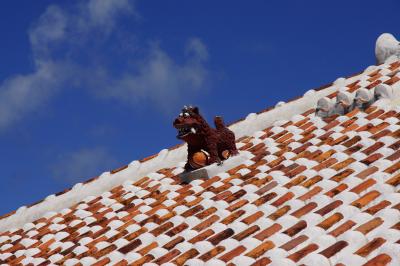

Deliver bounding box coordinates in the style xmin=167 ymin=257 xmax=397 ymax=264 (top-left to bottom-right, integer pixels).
xmin=316 ymin=97 xmax=334 ymax=118
xmin=335 ymin=91 xmax=354 ymax=115
xmin=173 ymin=106 xmax=238 ymax=172
xmin=354 ymin=88 xmax=373 ymax=111
xmin=374 ymin=83 xmax=393 ymax=100
xmin=375 ymin=33 xmax=400 ymax=64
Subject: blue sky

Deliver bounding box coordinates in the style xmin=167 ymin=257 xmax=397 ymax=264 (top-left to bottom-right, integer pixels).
xmin=0 ymin=0 xmax=399 ymax=215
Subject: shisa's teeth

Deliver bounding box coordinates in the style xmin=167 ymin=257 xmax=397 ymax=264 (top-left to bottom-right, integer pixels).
xmin=191 ymin=128 xmax=196 ymax=134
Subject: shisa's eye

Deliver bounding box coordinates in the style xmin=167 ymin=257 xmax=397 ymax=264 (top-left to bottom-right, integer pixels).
xmin=179 ymin=113 xmax=183 ymax=117
xmin=184 ymin=113 xmax=189 ymax=117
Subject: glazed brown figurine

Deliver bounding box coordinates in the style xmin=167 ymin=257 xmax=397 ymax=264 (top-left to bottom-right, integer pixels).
xmin=173 ymin=106 xmax=239 ymax=171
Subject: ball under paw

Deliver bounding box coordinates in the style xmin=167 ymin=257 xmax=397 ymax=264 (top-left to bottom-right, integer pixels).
xmin=189 ymin=151 xmax=209 ymax=169
xmin=222 ymin=150 xmax=231 ymax=159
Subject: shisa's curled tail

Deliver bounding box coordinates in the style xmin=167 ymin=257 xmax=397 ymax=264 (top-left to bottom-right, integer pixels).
xmin=214 ymin=116 xmax=226 ymax=130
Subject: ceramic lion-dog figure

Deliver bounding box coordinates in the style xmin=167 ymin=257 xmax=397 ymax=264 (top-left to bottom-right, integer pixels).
xmin=173 ymin=106 xmax=238 ymax=171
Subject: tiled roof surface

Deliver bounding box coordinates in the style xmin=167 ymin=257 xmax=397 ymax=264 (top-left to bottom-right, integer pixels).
xmin=1 ymin=61 xmax=400 ymax=266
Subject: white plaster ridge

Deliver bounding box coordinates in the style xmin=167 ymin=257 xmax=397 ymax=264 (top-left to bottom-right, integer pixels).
xmin=0 ymin=60 xmax=396 ymax=232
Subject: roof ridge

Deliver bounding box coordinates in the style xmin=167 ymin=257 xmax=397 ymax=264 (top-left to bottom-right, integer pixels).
xmin=0 ymin=61 xmax=397 ymax=232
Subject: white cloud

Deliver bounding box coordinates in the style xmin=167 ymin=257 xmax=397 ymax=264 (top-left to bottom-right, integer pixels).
xmin=95 ymin=38 xmax=209 ymax=110
xmin=29 ymin=6 xmax=67 ymax=58
xmin=0 ymin=1 xmax=133 ymax=130
xmin=51 ymin=147 xmax=117 ymax=183
xmin=0 ymin=61 xmax=72 ymax=130
xmin=87 ymin=0 xmax=133 ymax=29
xmin=0 ymin=0 xmax=210 ymax=130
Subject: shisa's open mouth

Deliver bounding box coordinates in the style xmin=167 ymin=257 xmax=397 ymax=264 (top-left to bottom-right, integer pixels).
xmin=175 ymin=125 xmax=197 ymax=138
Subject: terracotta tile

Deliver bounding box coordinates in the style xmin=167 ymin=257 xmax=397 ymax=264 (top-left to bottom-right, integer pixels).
xmin=219 ymin=246 xmax=246 ymax=262
xmin=137 ymin=242 xmax=158 ymax=256
xmin=291 ymin=202 xmax=318 ymax=218
xmin=366 ymin=80 xmax=382 ymax=89
xmin=268 ymin=206 xmax=291 ymax=220
xmin=280 ymin=235 xmax=308 ymax=251
xmin=341 ymin=123 xmax=359 ymax=133
xmin=391 ymin=222 xmax=400 ymax=230
xmin=386 ymin=173 xmax=400 ymax=187
xmin=254 ymin=223 xmax=282 ymax=241
xmin=361 ymin=153 xmax=383 ymax=165
xmin=312 ymin=158 xmax=338 ymax=171
xmin=386 ymin=150 xmax=400 ymax=161
xmin=342 ymin=135 xmax=362 ymax=147
xmin=392 ymin=203 xmax=400 ymax=212
xmin=325 ymin=183 xmax=347 ymax=198
xmin=302 ymin=108 xmax=316 ymax=116
xmin=252 ymin=192 xmax=277 ymax=206
xmin=193 ymin=215 xmax=219 ymax=232
xmin=355 ymin=218 xmax=384 ymax=235
xmin=223 ymin=189 xmax=246 ymax=203
xmin=226 ymin=199 xmax=249 ymax=212
xmin=131 ymin=254 xmax=154 ymax=266
xmin=369 ymin=122 xmax=390 ymax=134
xmin=389 ymin=139 xmax=400 ymax=149
xmin=166 ymin=223 xmax=189 ymax=237
xmin=149 ymin=221 xmax=174 ymax=237
xmin=367 ymin=73 xmax=382 ymax=82
xmin=362 ymin=254 xmax=392 ymax=266
xmin=271 ymin=192 xmax=294 ymax=207
xmin=317 ymin=213 xmax=344 ymax=230
xmin=365 ymin=200 xmax=391 ymax=215
xmin=286 ymin=165 xmax=307 ymax=178
xmin=323 ymin=120 xmax=340 ymax=131
xmin=371 ymin=129 xmax=391 ymax=140
xmin=287 ymin=243 xmax=318 ymax=262
xmin=153 ymin=249 xmax=181 ymax=264
xmin=329 ymin=220 xmax=356 ymax=237
xmin=188 ymin=229 xmax=214 ymax=244
xmin=196 ymin=207 xmax=217 ymax=219
xmin=362 ymin=142 xmax=384 ymax=155
xmin=301 ymin=176 xmax=322 ymax=188
xmin=389 ymin=60 xmax=400 ymax=70
xmin=284 ymin=175 xmax=307 ymax=189
xmin=356 ymin=166 xmax=379 ymax=179
xmin=208 ymin=229 xmax=235 ymax=245
xmin=283 ymin=220 xmax=307 ymax=237
xmin=344 ymin=144 xmax=364 ymax=155
xmin=350 ymin=179 xmax=376 ymax=194
xmin=111 ymin=165 xmax=128 ymax=174
xmin=345 ymin=109 xmax=360 ymax=117
xmin=315 ymin=200 xmax=343 ymax=216
xmin=314 ymin=150 xmax=336 ymax=163
xmin=92 ymin=257 xmax=111 ymax=266
xmin=233 ymin=225 xmax=260 ymax=241
xmin=319 ymin=241 xmax=348 ymax=258
xmin=298 ymin=133 xmax=316 ymax=143
xmin=364 ymin=106 xmax=378 ymax=114
xmin=241 ymin=211 xmax=264 ymax=225
xmin=385 ymin=75 xmax=400 ymax=85
xmin=245 ymin=241 xmax=275 ymax=259
xmin=298 ymin=186 xmax=322 ymax=201
xmin=199 ymin=246 xmax=226 ymax=262
xmin=221 ymin=210 xmax=246 ymax=224
xmin=292 ymin=143 xmax=312 ymax=154
xmin=352 ymin=191 xmax=380 ymax=208
xmin=331 ymin=158 xmax=356 ymax=171
xmin=355 ymin=237 xmax=386 ymax=257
